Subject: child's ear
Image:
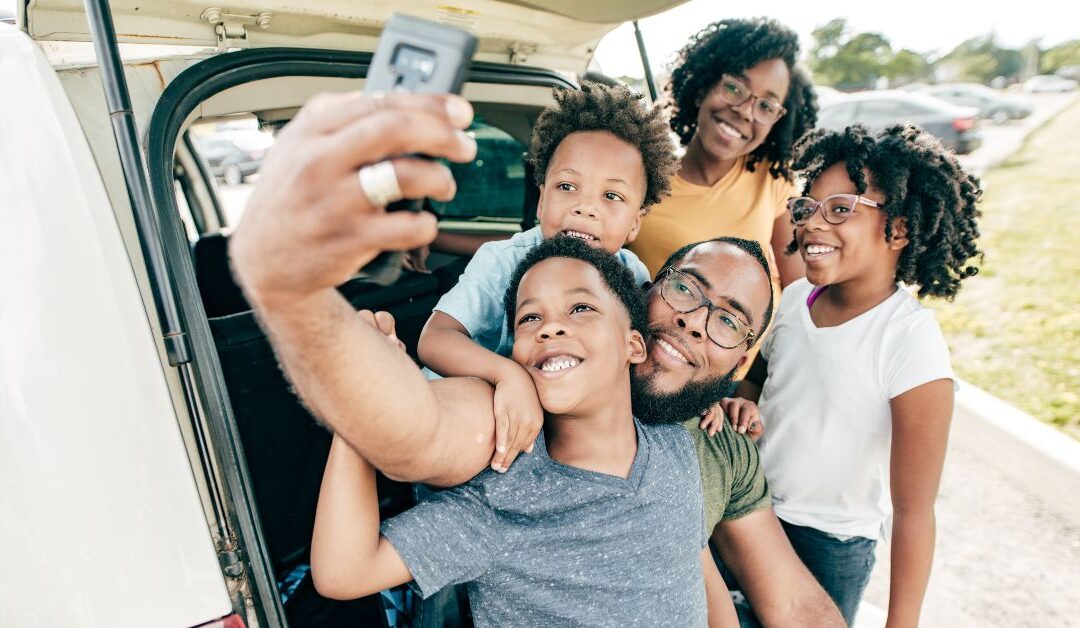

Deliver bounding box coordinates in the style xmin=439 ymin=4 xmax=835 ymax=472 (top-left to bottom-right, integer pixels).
xmin=627 ymin=329 xmax=648 ymax=365
xmin=888 ymin=217 xmax=910 ymax=251
xmin=623 ymin=208 xmax=647 ymax=244
xmin=535 ymin=184 xmax=546 ymax=221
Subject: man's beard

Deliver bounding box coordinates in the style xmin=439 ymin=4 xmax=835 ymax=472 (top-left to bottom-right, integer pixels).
xmin=630 ymin=364 xmax=738 ymax=424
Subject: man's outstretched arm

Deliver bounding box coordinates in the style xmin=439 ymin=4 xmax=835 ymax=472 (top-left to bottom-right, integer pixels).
xmin=229 ymin=91 xmax=495 ymax=485
xmin=713 ymin=508 xmax=844 ymax=627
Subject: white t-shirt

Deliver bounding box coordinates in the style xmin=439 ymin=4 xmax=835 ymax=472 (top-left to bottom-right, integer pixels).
xmin=757 ymin=279 xmax=955 ymax=540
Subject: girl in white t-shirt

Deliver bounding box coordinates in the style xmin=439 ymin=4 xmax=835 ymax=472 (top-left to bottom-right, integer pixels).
xmin=733 ymin=124 xmax=982 ymax=626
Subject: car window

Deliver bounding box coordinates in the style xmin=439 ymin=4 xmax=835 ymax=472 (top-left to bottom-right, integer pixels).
xmin=185 ymin=114 xmax=276 ymax=229
xmin=428 ymin=119 xmax=527 ymax=223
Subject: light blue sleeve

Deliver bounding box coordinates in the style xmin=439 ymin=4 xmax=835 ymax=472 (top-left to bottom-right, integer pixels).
xmin=431 ymin=240 xmax=513 ymax=353
xmin=618 ymin=248 xmax=652 ymax=286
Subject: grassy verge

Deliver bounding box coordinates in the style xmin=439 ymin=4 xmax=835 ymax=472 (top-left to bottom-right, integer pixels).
xmin=928 ymin=98 xmax=1080 ymax=440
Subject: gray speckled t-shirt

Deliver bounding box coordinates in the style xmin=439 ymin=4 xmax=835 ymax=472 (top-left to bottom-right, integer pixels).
xmin=380 ymin=419 xmax=707 ymax=627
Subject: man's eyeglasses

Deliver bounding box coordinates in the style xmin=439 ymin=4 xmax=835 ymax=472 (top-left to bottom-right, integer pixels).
xmin=658 ymin=268 xmax=756 ymax=349
xmin=787 ymin=194 xmax=882 ymax=226
xmin=715 ymin=75 xmax=787 ymax=125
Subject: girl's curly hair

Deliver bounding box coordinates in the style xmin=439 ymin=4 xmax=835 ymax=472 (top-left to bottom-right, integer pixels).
xmin=667 ymin=18 xmax=818 ymax=182
xmin=528 ymin=82 xmax=678 ymax=209
xmin=790 ymin=124 xmax=983 ymax=299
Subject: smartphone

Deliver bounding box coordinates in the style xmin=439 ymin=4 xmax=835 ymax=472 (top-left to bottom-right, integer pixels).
xmin=355 ymin=14 xmax=477 ymax=286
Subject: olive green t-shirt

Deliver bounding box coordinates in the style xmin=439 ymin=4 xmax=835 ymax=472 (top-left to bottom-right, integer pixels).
xmin=679 ymin=417 xmax=771 ymax=532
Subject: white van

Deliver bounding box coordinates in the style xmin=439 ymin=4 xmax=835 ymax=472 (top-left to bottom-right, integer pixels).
xmin=1 ymin=2 xmax=681 ymax=626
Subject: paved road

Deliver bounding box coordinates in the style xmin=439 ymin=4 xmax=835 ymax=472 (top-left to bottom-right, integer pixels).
xmin=857 ymin=416 xmax=1080 ymax=627
xmin=958 ymin=92 xmax=1078 ymax=176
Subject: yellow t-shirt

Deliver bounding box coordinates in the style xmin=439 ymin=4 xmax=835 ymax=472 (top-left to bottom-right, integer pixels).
xmin=629 ymin=156 xmax=796 ymax=376
xmin=629 ymin=155 xmax=796 ymax=279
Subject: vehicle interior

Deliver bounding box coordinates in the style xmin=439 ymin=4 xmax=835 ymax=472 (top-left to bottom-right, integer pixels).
xmin=156 ymin=49 xmax=572 ymax=626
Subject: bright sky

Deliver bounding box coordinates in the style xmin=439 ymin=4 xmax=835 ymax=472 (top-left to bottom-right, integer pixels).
xmin=594 ymin=0 xmax=1080 ymax=79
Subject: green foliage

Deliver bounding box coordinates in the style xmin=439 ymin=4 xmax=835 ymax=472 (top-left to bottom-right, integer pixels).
xmin=937 ymin=35 xmax=1022 ymax=82
xmin=884 ymin=49 xmax=934 ymax=84
xmin=809 ymin=19 xmax=896 ymax=88
xmin=1041 ymin=39 xmax=1080 ymax=74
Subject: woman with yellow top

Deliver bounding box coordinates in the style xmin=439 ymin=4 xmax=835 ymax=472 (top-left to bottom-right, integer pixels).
xmin=630 ymin=18 xmax=818 ymax=291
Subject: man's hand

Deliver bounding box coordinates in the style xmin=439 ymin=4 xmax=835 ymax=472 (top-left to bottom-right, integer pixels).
xmin=230 ymin=91 xmax=477 ymax=308
xmin=489 ymin=366 xmax=544 ymax=472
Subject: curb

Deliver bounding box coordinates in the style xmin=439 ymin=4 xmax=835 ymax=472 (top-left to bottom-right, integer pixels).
xmin=951 ymin=381 xmax=1080 ymax=527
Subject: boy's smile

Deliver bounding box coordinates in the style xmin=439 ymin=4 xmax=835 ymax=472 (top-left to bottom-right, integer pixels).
xmin=512 ymin=257 xmax=645 ymax=415
xmin=537 ymin=130 xmax=648 ymax=253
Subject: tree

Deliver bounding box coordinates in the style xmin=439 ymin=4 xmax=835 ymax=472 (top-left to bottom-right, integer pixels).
xmin=1041 ymin=39 xmax=1080 ymax=74
xmin=938 ymin=35 xmax=1022 ymax=83
xmin=808 ymin=19 xmax=896 ymax=89
xmin=884 ymin=49 xmax=934 ymax=86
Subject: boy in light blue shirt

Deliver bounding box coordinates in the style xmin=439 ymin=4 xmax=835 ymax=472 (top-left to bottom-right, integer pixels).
xmin=417 ymin=82 xmax=677 ymax=471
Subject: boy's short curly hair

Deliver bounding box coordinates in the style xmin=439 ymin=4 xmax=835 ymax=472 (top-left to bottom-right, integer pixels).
xmin=790 ymin=124 xmax=983 ymax=299
xmin=667 ymin=17 xmax=818 ymax=182
xmin=505 ymin=236 xmax=649 ymax=339
xmin=527 ymin=81 xmax=678 ymax=209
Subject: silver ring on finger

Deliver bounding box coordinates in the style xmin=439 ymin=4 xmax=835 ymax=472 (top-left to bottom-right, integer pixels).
xmin=357 ymin=160 xmax=403 ymax=208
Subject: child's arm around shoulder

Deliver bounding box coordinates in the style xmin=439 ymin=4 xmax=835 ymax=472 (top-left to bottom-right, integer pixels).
xmin=418 ymin=237 xmax=544 ymax=473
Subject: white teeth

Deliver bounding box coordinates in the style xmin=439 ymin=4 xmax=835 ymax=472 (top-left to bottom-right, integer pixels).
xmin=540 ymin=356 xmax=580 ymax=372
xmin=718 ymin=121 xmax=743 ymax=139
xmin=563 ymin=230 xmax=596 ymax=242
xmin=655 ymin=338 xmax=689 ymax=364
xmin=806 ymin=244 xmax=837 ymax=256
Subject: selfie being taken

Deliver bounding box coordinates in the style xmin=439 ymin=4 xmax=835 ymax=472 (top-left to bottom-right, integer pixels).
xmin=2 ymin=1 xmax=1078 ymax=627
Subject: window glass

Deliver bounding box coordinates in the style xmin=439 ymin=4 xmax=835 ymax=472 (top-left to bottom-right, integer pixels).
xmin=429 ymin=119 xmax=527 ymax=223
xmin=187 ymin=114 xmax=276 ymax=227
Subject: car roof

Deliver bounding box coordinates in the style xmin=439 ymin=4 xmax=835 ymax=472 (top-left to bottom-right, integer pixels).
xmin=832 ymin=90 xmax=957 ymax=108
xmin=20 ymin=0 xmax=690 ymax=75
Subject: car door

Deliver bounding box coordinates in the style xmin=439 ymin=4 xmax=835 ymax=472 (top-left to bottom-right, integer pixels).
xmin=0 ymin=24 xmax=232 ymax=628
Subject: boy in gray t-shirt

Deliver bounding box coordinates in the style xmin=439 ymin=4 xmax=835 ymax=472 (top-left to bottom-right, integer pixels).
xmin=383 ymin=420 xmax=705 ymax=626
xmin=312 ymin=238 xmax=730 ymax=626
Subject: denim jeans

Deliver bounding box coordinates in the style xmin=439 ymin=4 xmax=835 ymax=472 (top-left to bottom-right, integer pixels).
xmin=781 ymin=519 xmax=877 ymax=626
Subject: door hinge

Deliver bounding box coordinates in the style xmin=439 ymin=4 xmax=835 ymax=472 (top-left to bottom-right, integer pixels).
xmin=218 ymin=538 xmax=245 ymax=579
xmin=200 ymin=8 xmax=272 ymax=51
xmin=509 ymin=42 xmax=537 ymax=65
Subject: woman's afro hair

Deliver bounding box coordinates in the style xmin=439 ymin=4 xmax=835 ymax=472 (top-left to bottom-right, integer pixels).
xmin=667 ymin=17 xmax=818 ymax=181
xmin=527 ymin=81 xmax=678 ymax=209
xmin=790 ymin=124 xmax=983 ymax=299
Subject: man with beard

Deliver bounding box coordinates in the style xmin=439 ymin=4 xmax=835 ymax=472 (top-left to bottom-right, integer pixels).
xmin=231 ymin=91 xmax=840 ymax=626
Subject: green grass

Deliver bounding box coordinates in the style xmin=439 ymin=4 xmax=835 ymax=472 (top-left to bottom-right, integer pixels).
xmin=927 ymin=99 xmax=1080 ymax=440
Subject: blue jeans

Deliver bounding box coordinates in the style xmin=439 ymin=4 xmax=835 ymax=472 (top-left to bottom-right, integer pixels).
xmin=781 ymin=519 xmax=877 ymax=626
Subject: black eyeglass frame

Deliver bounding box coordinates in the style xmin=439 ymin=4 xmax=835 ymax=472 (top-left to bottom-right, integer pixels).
xmin=658 ymin=267 xmax=757 ymax=349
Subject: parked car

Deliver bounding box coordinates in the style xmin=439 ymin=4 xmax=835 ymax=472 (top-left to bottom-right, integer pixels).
xmin=917 ymin=82 xmax=1032 ymax=124
xmin=1022 ymin=75 xmax=1079 ymax=93
xmin=193 ymin=136 xmax=267 ymax=185
xmin=813 ymin=84 xmax=842 ymax=107
xmin=3 ymin=1 xmax=688 ymax=626
xmin=817 ymin=90 xmax=982 ymax=154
